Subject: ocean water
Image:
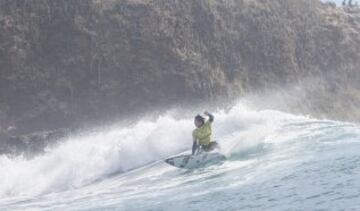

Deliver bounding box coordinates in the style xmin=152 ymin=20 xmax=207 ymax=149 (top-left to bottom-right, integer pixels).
xmin=0 ymin=103 xmax=359 ymax=210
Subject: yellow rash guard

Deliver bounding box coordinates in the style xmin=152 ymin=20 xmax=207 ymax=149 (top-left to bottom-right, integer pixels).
xmin=192 ymin=120 xmax=212 ymax=145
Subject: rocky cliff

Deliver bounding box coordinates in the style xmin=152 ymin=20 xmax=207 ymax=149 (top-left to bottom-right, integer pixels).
xmin=0 ymin=0 xmax=359 ymax=140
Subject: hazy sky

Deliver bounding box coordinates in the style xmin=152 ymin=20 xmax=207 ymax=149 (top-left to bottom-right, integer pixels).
xmin=325 ymin=0 xmax=359 ymax=5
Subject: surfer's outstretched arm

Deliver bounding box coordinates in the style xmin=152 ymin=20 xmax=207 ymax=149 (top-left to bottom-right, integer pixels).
xmin=204 ymin=111 xmax=214 ymax=122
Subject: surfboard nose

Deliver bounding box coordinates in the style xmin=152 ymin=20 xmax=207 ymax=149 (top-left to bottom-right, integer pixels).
xmin=165 ymin=158 xmax=174 ymax=165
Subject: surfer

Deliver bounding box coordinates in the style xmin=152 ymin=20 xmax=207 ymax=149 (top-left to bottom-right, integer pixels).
xmin=192 ymin=111 xmax=218 ymax=155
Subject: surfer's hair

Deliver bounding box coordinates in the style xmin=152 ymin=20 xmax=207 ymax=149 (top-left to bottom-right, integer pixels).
xmin=195 ymin=114 xmax=205 ymax=124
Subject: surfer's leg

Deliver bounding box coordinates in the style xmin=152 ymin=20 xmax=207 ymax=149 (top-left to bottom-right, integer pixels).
xmin=211 ymin=142 xmax=219 ymax=149
xmin=197 ymin=145 xmax=204 ymax=154
xmin=205 ymin=142 xmax=219 ymax=151
xmin=201 ymin=144 xmax=211 ymax=152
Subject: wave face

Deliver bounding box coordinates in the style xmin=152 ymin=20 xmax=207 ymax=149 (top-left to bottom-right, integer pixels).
xmin=0 ymin=102 xmax=359 ymax=210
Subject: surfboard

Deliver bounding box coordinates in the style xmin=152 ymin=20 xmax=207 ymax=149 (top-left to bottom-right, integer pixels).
xmin=165 ymin=152 xmax=226 ymax=169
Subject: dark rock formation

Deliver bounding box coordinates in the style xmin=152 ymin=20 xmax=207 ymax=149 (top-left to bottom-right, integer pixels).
xmin=0 ymin=0 xmax=359 ymax=141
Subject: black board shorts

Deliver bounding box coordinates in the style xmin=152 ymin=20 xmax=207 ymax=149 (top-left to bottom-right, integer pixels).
xmin=201 ymin=141 xmax=219 ymax=152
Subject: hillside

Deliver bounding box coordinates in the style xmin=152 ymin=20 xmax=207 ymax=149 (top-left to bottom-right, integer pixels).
xmin=0 ymin=0 xmax=359 ymax=139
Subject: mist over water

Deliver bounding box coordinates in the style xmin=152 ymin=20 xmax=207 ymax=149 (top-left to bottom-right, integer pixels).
xmin=0 ymin=102 xmax=359 ymax=210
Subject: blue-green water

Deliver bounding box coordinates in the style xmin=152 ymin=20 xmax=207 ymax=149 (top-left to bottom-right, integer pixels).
xmin=0 ymin=104 xmax=359 ymax=210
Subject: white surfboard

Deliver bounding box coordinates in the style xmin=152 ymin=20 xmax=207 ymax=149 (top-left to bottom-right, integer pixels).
xmin=165 ymin=152 xmax=226 ymax=169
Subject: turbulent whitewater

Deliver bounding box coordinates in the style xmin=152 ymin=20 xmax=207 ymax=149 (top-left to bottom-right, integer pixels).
xmin=0 ymin=103 xmax=359 ymax=210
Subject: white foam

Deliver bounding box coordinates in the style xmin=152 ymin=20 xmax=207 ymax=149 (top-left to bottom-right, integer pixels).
xmin=0 ymin=102 xmax=306 ymax=198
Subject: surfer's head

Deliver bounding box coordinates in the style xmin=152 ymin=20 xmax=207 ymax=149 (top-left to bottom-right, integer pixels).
xmin=194 ymin=115 xmax=205 ymax=128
